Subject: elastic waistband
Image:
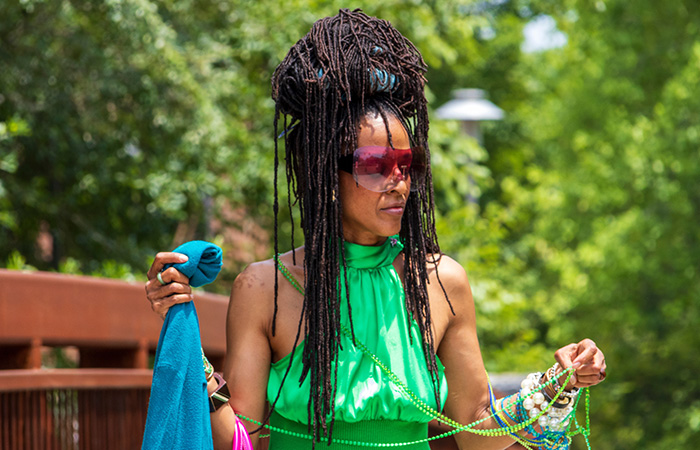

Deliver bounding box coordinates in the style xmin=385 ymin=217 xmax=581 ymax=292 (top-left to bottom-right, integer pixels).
xmin=267 ymin=411 xmax=431 ymax=449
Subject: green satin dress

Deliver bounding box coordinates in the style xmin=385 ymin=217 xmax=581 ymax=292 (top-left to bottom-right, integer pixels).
xmin=266 ymin=236 xmax=448 ymax=449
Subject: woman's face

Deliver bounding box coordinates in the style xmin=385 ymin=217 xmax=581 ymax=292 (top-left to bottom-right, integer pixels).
xmin=339 ymin=112 xmax=411 ymax=246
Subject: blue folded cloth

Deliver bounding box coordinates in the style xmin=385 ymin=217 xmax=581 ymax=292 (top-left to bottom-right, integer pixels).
xmin=165 ymin=240 xmax=223 ymax=288
xmin=142 ymin=241 xmax=223 ymax=450
xmin=142 ymin=302 xmax=212 ymax=450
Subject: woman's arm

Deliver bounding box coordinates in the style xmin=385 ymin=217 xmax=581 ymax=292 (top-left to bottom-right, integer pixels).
xmin=432 ymin=256 xmax=606 ymax=450
xmin=432 ymin=256 xmax=517 ymax=450
xmin=221 ymin=263 xmax=274 ymax=450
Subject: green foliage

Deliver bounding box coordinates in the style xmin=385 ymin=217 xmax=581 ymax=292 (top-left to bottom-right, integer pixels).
xmin=480 ymin=1 xmax=700 ymax=447
xmin=0 ymin=0 xmax=528 ymax=275
xmin=42 ymin=347 xmax=79 ymax=369
xmin=5 ymin=250 xmax=37 ymax=271
xmin=0 ymin=0 xmax=283 ymax=275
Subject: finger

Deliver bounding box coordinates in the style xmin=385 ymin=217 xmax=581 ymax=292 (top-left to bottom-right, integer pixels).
xmin=572 ymin=340 xmax=599 ymax=366
xmin=150 ymin=293 xmax=195 ymax=319
xmin=154 ymin=282 xmax=193 ymax=300
xmin=145 ymin=282 xmax=193 ymax=312
xmin=573 ymin=372 xmax=602 ymax=385
xmin=145 ymin=277 xmax=167 ymax=299
xmin=147 ymin=252 xmax=189 ymax=280
xmin=595 ymin=348 xmax=606 ymax=369
xmin=554 ymin=343 xmax=578 ymax=369
xmin=146 ymin=275 xmax=191 ymax=295
xmin=574 ymin=343 xmax=606 ymax=387
xmin=595 ymin=355 xmax=607 ymax=382
xmin=574 ymin=357 xmax=605 ymax=377
xmin=160 ymin=267 xmax=191 ymax=285
xmin=552 ymin=345 xmax=577 ymax=388
xmin=573 ymin=364 xmax=602 ymax=379
xmin=574 ymin=368 xmax=608 ymax=388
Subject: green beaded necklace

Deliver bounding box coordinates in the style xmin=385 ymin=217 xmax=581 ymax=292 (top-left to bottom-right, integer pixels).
xmin=245 ymin=255 xmax=591 ymax=449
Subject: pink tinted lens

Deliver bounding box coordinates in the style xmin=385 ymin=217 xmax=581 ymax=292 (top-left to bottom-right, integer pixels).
xmin=353 ymin=146 xmax=414 ymax=192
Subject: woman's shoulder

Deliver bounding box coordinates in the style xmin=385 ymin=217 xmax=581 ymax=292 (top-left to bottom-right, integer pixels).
xmin=232 ymin=246 xmax=306 ymax=298
xmin=425 ymin=252 xmax=475 ymax=314
xmin=425 ymin=252 xmax=470 ymax=289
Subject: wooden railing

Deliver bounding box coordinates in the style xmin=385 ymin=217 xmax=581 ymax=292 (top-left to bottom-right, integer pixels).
xmin=0 ymin=269 xmax=228 ymax=449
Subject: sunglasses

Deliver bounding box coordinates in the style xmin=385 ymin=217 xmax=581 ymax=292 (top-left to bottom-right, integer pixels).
xmin=338 ymin=146 xmax=426 ymax=192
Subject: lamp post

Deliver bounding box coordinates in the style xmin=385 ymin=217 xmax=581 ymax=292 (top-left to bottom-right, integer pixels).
xmin=435 ymin=88 xmax=504 ymax=145
xmin=435 ymin=88 xmax=504 ymax=203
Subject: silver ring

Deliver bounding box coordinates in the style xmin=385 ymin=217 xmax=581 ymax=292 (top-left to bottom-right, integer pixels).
xmin=156 ymin=272 xmax=166 ymax=286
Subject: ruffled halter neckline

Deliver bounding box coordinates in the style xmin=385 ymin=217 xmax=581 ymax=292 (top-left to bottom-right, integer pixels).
xmin=343 ymin=235 xmax=404 ymax=269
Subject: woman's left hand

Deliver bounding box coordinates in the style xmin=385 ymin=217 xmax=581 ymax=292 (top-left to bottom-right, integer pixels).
xmin=554 ymin=338 xmax=607 ymax=389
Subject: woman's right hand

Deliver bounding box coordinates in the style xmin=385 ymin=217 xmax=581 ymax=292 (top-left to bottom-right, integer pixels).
xmin=145 ymin=252 xmax=192 ymax=319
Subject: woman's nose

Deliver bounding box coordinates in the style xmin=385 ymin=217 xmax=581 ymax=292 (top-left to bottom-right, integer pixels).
xmin=387 ymin=165 xmax=410 ymax=193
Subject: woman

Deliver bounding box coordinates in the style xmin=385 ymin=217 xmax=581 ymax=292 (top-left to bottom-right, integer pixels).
xmin=145 ymin=9 xmax=606 ymax=450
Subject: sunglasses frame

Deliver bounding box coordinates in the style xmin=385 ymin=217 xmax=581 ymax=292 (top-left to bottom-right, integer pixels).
xmin=338 ymin=145 xmax=426 ymax=193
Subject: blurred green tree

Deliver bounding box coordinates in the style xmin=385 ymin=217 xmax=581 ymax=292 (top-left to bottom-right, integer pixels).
xmin=469 ymin=1 xmax=700 ymax=448
xmin=0 ymin=0 xmax=526 ymax=280
xmin=1 ymin=0 xmax=266 ymax=275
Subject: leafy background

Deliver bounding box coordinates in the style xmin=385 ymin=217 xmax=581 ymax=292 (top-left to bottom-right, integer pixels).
xmin=2 ymin=1 xmax=699 ymax=448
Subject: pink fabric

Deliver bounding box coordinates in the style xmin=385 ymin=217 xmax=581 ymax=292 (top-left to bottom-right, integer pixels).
xmin=230 ymin=406 xmax=253 ymax=450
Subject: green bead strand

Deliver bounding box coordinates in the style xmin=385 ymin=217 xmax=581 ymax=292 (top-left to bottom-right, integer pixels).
xmin=269 ymin=255 xmax=591 ymax=448
xmin=236 ymin=412 xmax=462 ymax=447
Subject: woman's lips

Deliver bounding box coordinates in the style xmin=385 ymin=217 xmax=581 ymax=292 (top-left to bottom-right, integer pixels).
xmin=381 ymin=205 xmax=405 ymax=215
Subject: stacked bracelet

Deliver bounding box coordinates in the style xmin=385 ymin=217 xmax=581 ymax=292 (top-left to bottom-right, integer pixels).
xmin=201 ymin=349 xmax=231 ymax=413
xmin=209 ymin=372 xmax=231 ymax=413
xmin=202 ymin=348 xmax=214 ymax=381
xmin=541 ymin=363 xmax=579 ymax=408
xmin=518 ymin=366 xmax=580 ymax=437
xmin=519 ymin=372 xmax=552 ymax=428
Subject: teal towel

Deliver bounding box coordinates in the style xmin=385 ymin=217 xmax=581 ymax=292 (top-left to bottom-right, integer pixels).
xmin=142 ymin=241 xmax=223 ymax=450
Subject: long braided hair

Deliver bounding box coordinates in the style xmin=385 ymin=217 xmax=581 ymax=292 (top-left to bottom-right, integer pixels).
xmin=270 ymin=9 xmax=450 ymax=445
